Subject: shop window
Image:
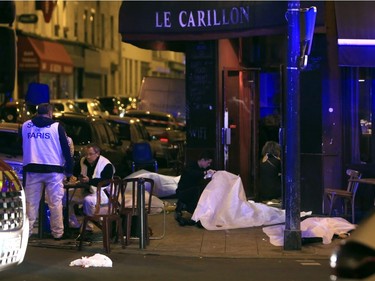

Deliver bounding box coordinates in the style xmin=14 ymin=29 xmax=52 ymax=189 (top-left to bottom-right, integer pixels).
xmin=358 ymin=68 xmax=374 ymax=163
xmin=342 ymin=68 xmax=375 ymax=164
xmin=259 ymin=71 xmax=281 ymax=155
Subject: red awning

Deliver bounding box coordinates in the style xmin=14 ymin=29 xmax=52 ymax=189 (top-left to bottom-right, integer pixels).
xmin=18 ymin=36 xmax=73 ymax=74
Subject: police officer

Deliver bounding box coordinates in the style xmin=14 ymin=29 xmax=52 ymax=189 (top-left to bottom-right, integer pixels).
xmin=22 ymin=103 xmax=73 ymax=240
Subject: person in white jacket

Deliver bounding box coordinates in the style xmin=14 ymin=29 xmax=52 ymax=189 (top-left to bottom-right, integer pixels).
xmin=68 ymin=143 xmax=115 ymax=230
xmin=22 ymin=103 xmax=73 ymax=240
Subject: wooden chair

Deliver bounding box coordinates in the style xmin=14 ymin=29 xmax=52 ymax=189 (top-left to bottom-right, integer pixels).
xmin=121 ymin=177 xmax=155 ymax=247
xmin=323 ymin=169 xmax=362 ymax=223
xmin=78 ymin=177 xmax=125 ymax=253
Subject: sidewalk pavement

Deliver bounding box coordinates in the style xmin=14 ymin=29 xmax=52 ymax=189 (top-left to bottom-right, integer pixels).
xmin=110 ymin=204 xmax=343 ymax=259
xmin=29 ymin=201 xmax=344 ymax=260
xmin=28 ymin=167 xmax=345 ymax=259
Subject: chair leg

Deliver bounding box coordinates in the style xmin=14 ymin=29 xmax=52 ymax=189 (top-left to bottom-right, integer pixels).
xmin=122 ymin=214 xmax=132 ymax=246
xmin=328 ymin=194 xmax=336 ymax=217
xmin=117 ymin=218 xmax=125 ymax=249
xmin=102 ymin=219 xmax=110 ymax=254
xmin=127 ymin=214 xmax=132 ymax=245
xmin=145 ymin=213 xmax=150 ymax=245
xmin=78 ymin=218 xmax=88 ymax=251
xmin=351 ymin=200 xmax=355 ymax=224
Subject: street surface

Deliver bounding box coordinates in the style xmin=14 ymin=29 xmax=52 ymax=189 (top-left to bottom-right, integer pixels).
xmin=2 ymin=244 xmax=334 ymax=281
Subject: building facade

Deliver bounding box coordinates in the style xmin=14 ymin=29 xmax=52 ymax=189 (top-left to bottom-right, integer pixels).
xmin=119 ymin=1 xmax=375 ymax=220
xmin=13 ymin=1 xmax=185 ymax=100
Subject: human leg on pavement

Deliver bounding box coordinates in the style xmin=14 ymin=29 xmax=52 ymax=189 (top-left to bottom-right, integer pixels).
xmin=44 ymin=173 xmax=65 ymax=239
xmin=175 ymin=186 xmax=201 ymax=226
xmin=82 ymin=190 xmax=108 ymax=231
xmin=24 ymin=172 xmax=44 ymax=237
xmin=65 ymin=188 xmax=85 ymax=228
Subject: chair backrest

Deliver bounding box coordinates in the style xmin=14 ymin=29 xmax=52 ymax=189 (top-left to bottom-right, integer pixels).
xmin=122 ymin=177 xmax=155 ymax=215
xmin=346 ymin=169 xmax=362 ymax=194
xmin=132 ymin=142 xmax=154 ymax=162
xmin=94 ymin=177 xmax=123 ymax=216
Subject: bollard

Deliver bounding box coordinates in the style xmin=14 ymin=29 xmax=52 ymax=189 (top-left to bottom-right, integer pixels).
xmin=137 ymin=178 xmax=146 ymax=249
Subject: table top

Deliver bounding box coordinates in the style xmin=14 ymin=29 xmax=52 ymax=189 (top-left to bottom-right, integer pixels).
xmin=350 ymin=178 xmax=375 ymax=185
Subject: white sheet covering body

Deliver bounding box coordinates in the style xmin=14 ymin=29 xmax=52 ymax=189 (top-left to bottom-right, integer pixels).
xmin=191 ymin=171 xmax=356 ymax=245
xmin=263 ymin=217 xmax=356 ymax=246
xmin=125 ymin=169 xmax=179 ymax=197
xmin=192 ymin=171 xmax=287 ymax=230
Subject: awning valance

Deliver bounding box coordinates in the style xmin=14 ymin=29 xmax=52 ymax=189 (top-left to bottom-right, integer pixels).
xmin=335 ymin=1 xmax=375 ymax=67
xmin=18 ymin=36 xmax=73 ymax=74
xmin=119 ymin=1 xmax=289 ymax=51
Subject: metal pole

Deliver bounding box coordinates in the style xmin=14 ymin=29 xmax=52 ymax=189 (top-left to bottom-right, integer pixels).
xmin=137 ymin=178 xmax=146 ymax=249
xmin=284 ymin=0 xmax=302 ymax=250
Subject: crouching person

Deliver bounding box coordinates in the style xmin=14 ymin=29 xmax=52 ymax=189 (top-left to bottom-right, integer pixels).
xmin=175 ymin=150 xmax=215 ymax=227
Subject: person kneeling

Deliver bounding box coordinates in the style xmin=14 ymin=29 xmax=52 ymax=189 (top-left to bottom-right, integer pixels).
xmin=175 ymin=151 xmax=215 ymax=227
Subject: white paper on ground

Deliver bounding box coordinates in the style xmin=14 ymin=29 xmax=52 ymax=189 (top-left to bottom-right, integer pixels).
xmin=69 ymin=253 xmax=112 ymax=268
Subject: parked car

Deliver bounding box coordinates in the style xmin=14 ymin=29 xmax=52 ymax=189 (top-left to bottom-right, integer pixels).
xmin=96 ymin=96 xmax=127 ymax=117
xmin=0 ymin=99 xmax=35 ymax=123
xmin=74 ymin=98 xmax=109 ymax=118
xmin=96 ymin=96 xmax=140 ymax=117
xmin=0 ymin=123 xmax=29 ymax=271
xmin=0 ymin=122 xmax=23 ymax=181
xmin=53 ymin=112 xmax=131 ymax=177
xmin=50 ymin=99 xmax=82 ymax=114
xmin=125 ymin=110 xmax=186 ymax=167
xmin=105 ymin=115 xmax=168 ymax=166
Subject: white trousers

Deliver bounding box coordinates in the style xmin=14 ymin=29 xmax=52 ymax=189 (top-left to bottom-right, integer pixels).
xmin=67 ymin=187 xmax=108 ymax=226
xmin=25 ymin=172 xmax=65 ymax=238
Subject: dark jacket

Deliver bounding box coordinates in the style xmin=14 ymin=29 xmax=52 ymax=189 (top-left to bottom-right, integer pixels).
xmin=259 ymin=154 xmax=281 ymax=201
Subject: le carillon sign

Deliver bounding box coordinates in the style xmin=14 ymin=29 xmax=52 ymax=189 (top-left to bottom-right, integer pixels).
xmin=119 ymin=1 xmax=288 ymax=42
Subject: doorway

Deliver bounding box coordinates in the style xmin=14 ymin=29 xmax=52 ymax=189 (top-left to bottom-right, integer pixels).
xmin=222 ymin=68 xmax=260 ymax=198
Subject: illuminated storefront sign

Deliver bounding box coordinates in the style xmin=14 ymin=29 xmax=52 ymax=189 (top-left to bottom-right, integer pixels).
xmin=119 ymin=1 xmax=288 ymax=42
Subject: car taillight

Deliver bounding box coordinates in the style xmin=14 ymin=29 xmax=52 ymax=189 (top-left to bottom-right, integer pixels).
xmin=159 ymin=137 xmax=169 ymax=143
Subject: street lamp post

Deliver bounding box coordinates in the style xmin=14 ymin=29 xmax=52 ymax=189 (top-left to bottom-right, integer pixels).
xmin=284 ymin=0 xmax=302 ymax=250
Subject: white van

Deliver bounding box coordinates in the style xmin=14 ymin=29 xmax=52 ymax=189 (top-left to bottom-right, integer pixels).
xmin=137 ymin=77 xmax=185 ymax=120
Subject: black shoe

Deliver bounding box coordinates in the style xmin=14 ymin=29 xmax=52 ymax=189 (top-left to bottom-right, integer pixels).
xmin=186 ymin=219 xmax=197 ymax=226
xmin=54 ymin=233 xmax=69 ymax=241
xmin=196 ymin=221 xmax=204 ymax=229
xmin=175 ymin=201 xmax=187 ymax=213
xmin=75 ymin=230 xmax=94 ymax=242
xmin=175 ymin=212 xmax=187 ymax=226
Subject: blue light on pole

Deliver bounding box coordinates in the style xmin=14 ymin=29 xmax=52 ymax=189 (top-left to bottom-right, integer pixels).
xmin=299 ymin=6 xmax=317 ymax=69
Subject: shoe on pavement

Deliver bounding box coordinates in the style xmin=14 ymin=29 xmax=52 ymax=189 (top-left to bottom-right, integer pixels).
xmin=69 ymin=217 xmax=81 ymax=229
xmin=86 ymin=222 xmax=95 ymax=231
xmin=53 ymin=233 xmax=69 ymax=241
xmin=196 ymin=221 xmax=204 ymax=228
